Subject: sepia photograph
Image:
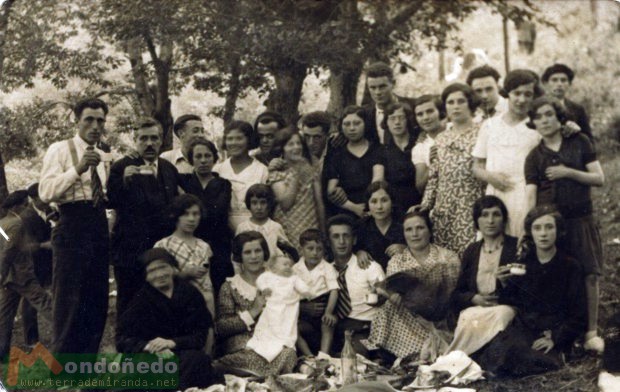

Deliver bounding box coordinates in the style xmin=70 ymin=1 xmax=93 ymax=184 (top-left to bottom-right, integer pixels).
xmin=0 ymin=0 xmax=619 ymax=391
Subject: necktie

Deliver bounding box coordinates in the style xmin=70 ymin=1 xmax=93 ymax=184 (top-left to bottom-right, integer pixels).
xmin=335 ymin=264 xmax=352 ymax=319
xmin=429 ymin=145 xmax=438 ymax=165
xmin=87 ymin=146 xmax=106 ymax=208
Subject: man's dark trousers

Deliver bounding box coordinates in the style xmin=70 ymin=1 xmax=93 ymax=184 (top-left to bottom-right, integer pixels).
xmin=52 ymin=202 xmax=109 ymax=354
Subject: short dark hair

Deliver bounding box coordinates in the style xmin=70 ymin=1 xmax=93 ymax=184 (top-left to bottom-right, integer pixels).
xmin=466 ymin=65 xmax=501 ymax=86
xmin=365 ymin=180 xmax=394 ymax=209
xmin=327 ymin=214 xmax=356 ymax=234
xmin=2 ymin=190 xmax=29 ymax=210
xmin=472 ymin=195 xmax=508 ymax=231
xmin=222 ymin=120 xmax=259 ymax=151
xmin=526 ymin=96 xmax=569 ymax=130
xmin=134 ymin=117 xmax=163 ymax=135
xmin=403 ymin=210 xmax=434 ymax=243
xmin=73 ymin=98 xmax=108 ymax=120
xmin=271 ymin=126 xmax=312 ymax=162
xmin=413 ymin=94 xmax=445 ymax=118
xmin=299 ymin=228 xmax=324 ymax=247
xmin=244 ymin=183 xmax=276 ymax=213
xmin=169 ymin=194 xmax=203 ymax=227
xmin=441 ymin=83 xmax=479 ymax=114
xmin=231 ymin=231 xmax=270 ymax=263
xmin=501 ymin=69 xmax=543 ymax=98
xmin=522 ymin=205 xmax=566 ymax=254
xmin=541 ymin=63 xmax=574 ymax=83
xmin=366 ymin=62 xmax=394 ymax=81
xmin=253 ymin=111 xmax=286 ymax=133
xmin=380 ymin=101 xmax=418 ymax=141
xmin=187 ymin=137 xmax=219 ymax=165
xmin=338 ymin=105 xmax=368 ymax=137
xmin=301 ymin=111 xmax=331 ymax=135
xmin=173 ymin=114 xmax=202 ymax=138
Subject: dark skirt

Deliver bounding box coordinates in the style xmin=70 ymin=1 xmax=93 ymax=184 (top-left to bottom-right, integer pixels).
xmin=564 ymin=214 xmax=603 ymax=275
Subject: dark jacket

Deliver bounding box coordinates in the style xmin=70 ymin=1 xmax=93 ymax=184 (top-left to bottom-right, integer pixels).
xmin=20 ymin=206 xmax=52 ymax=286
xmin=181 ymin=172 xmax=234 ymax=293
xmin=452 ymin=235 xmax=519 ymax=312
xmin=564 ymin=98 xmax=592 ymax=141
xmin=107 ymin=156 xmax=181 ymax=268
xmin=0 ymin=213 xmax=36 ymax=286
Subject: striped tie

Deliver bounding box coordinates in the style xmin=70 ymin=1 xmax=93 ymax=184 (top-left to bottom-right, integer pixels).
xmin=429 ymin=145 xmax=438 ymax=165
xmin=335 ymin=264 xmax=351 ymax=319
xmin=87 ymin=147 xmax=106 ymax=208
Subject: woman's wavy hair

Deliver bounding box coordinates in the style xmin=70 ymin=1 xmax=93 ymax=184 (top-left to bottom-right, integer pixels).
xmin=271 ymin=126 xmax=312 ymax=162
xmin=231 ymin=231 xmax=270 ymax=263
xmin=526 ymin=96 xmax=569 ymax=130
xmin=403 ymin=209 xmax=434 ymax=243
xmin=472 ymin=195 xmax=509 ymax=231
xmin=519 ymin=205 xmax=566 ymax=259
xmin=380 ymin=101 xmax=419 ymax=142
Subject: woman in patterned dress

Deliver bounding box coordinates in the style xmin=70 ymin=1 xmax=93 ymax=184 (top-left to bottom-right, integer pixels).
xmin=215 ymin=231 xmax=297 ymax=376
xmin=420 ymin=83 xmax=484 ymax=256
xmin=268 ymin=127 xmax=326 ymax=248
xmin=369 ymin=211 xmax=460 ymax=362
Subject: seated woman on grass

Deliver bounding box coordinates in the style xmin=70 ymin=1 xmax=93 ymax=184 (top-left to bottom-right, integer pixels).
xmin=475 ymin=206 xmax=587 ymax=377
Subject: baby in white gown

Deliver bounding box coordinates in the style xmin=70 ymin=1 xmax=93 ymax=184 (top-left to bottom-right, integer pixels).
xmin=246 ymin=255 xmax=311 ymax=362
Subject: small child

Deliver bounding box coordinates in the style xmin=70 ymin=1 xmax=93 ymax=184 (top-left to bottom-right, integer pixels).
xmin=246 ymin=250 xmax=311 ymax=362
xmin=154 ymin=194 xmax=215 ymax=317
xmin=293 ymin=229 xmax=339 ymax=356
xmin=236 ymin=184 xmax=289 ymax=264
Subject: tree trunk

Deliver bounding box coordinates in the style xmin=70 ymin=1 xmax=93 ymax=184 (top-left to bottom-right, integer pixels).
xmin=503 ymin=16 xmax=510 ymax=74
xmin=151 ymin=38 xmax=174 ymax=151
xmin=267 ymin=60 xmax=307 ymax=125
xmin=0 ymin=0 xmax=15 ymax=206
xmin=327 ymin=64 xmax=362 ymax=120
xmin=223 ymin=55 xmax=242 ymax=127
xmin=438 ymin=50 xmax=445 ymax=82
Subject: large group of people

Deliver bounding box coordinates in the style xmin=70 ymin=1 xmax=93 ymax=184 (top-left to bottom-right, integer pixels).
xmin=0 ymin=60 xmax=606 ymax=388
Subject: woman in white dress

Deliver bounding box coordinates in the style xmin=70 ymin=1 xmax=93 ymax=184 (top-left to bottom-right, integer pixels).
xmin=472 ymin=70 xmax=543 ymax=238
xmin=214 ymin=120 xmax=269 ymax=231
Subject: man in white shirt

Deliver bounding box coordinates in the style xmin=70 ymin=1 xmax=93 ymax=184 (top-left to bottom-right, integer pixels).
xmin=328 ymin=214 xmax=385 ymax=356
xmin=466 ymin=65 xmax=508 ymax=121
xmin=160 ymin=114 xmax=206 ymax=173
xmin=39 ymin=98 xmax=112 ymax=354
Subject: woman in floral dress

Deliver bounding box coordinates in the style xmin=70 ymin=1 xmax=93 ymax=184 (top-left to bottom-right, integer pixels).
xmin=369 ymin=211 xmax=460 ymax=361
xmin=268 ymin=128 xmax=325 ymax=247
xmin=420 ymin=83 xmax=484 ymax=256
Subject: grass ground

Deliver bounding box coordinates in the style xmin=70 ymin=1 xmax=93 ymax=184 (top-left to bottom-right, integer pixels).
xmin=2 ymin=150 xmax=619 ymax=392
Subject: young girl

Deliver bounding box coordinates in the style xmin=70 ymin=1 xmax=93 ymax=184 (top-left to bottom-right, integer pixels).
xmin=154 ymin=194 xmax=215 ymax=317
xmin=524 ymin=96 xmax=605 ymax=353
xmin=235 ymin=184 xmax=289 ymax=260
xmin=246 ymin=249 xmax=311 ymax=362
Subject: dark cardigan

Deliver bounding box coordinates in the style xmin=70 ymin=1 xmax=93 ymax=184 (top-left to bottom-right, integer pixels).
xmin=452 ymin=235 xmax=519 ymax=312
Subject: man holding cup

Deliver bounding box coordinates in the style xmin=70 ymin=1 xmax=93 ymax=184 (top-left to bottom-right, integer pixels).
xmin=107 ymin=117 xmax=182 ymax=316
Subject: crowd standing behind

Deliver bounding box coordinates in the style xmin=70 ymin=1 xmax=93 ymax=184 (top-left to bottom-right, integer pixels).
xmin=0 ymin=61 xmax=606 ymax=387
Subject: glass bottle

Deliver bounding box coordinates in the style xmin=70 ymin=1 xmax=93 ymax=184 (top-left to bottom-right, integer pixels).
xmin=341 ymin=330 xmax=358 ymax=385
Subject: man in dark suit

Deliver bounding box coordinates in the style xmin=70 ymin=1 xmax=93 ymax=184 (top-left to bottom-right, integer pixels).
xmin=0 ymin=191 xmax=52 ymax=357
xmin=542 ymin=63 xmax=593 ymax=140
xmin=19 ymin=183 xmax=54 ymax=347
xmin=107 ymin=117 xmax=181 ymax=316
xmin=363 ymin=62 xmax=415 ymax=145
